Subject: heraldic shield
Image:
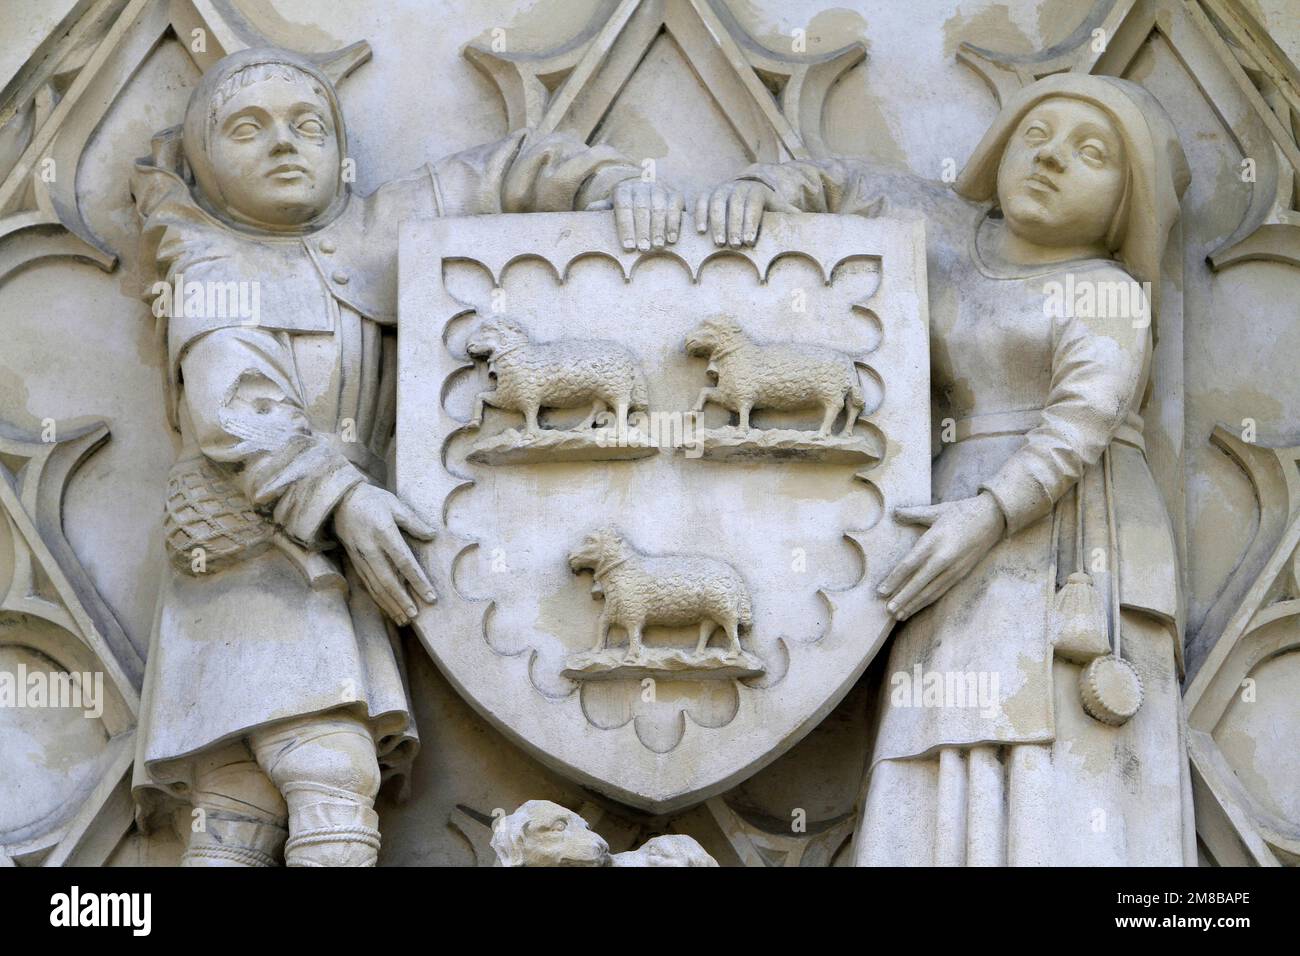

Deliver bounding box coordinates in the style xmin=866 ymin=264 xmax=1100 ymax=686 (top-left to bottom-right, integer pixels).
xmin=398 ymin=211 xmax=930 ymax=813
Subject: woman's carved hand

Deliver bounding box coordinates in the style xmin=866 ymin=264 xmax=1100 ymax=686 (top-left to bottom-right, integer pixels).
xmin=695 ymin=180 xmax=777 ymax=247
xmin=878 ymin=492 xmax=1007 ymax=621
xmin=333 ymin=483 xmax=437 ymax=626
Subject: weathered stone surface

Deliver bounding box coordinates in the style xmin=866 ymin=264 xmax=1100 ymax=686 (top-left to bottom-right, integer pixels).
xmin=1 ymin=0 xmax=1297 ymax=870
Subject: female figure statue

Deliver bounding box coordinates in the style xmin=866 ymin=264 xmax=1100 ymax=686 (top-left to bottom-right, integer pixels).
xmin=700 ymin=74 xmax=1195 ymax=865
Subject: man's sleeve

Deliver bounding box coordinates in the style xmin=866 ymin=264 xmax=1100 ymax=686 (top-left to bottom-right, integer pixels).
xmin=180 ymin=326 xmax=367 ymax=548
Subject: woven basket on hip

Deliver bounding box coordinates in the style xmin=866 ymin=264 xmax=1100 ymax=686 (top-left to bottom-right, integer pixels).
xmin=163 ymin=456 xmax=275 ymax=574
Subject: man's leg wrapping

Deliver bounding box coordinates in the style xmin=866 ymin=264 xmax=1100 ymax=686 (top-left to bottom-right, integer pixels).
xmin=183 ymin=741 xmax=288 ymax=867
xmin=250 ymin=712 xmax=382 ymax=867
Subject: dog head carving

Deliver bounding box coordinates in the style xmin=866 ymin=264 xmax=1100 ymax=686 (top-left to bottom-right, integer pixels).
xmin=490 ymin=800 xmax=610 ymax=867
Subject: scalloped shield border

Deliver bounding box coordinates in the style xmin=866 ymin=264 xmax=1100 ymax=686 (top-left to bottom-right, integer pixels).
xmin=397 ymin=210 xmax=929 ymax=813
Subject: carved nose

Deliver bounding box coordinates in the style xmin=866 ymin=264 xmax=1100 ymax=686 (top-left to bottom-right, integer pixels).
xmin=270 ymin=122 xmax=298 ymax=155
xmin=1035 ymin=143 xmax=1066 ymax=171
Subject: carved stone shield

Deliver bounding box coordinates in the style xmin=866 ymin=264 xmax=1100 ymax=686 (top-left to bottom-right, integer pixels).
xmin=399 ymin=211 xmax=929 ymax=813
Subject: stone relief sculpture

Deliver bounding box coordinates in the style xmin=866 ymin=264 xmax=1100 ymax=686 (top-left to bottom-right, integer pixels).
xmin=686 ymin=314 xmax=865 ymax=435
xmin=7 ymin=0 xmax=1294 ymax=874
xmin=1184 ymin=429 xmax=1300 ymax=866
xmin=401 ymin=198 xmax=930 ymax=812
xmin=490 ymin=800 xmax=717 ymax=867
xmin=562 ymin=527 xmax=763 ymax=680
xmin=683 ymin=314 xmax=880 ymax=463
xmin=0 ymin=421 xmax=141 ymax=866
xmin=129 ymin=46 xmax=682 ymax=867
xmin=700 ymin=73 xmax=1194 ymax=865
xmin=464 ymin=316 xmax=655 ymax=463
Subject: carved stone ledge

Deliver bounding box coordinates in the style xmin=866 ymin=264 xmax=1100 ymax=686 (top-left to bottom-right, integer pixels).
xmin=562 ymin=646 xmax=765 ymax=682
xmin=688 ymin=425 xmax=882 ymax=465
xmin=466 ymin=427 xmax=661 ymax=465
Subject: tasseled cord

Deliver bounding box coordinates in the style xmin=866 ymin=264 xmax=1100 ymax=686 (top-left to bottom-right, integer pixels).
xmin=1050 ymin=469 xmax=1110 ymax=664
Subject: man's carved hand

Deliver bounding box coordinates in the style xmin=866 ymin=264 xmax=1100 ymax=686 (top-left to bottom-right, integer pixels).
xmin=877 ymin=492 xmax=1006 ymax=621
xmin=696 ymin=180 xmax=777 ymax=248
xmin=611 ymin=179 xmax=684 ymax=251
xmin=333 ymin=483 xmax=437 ymax=626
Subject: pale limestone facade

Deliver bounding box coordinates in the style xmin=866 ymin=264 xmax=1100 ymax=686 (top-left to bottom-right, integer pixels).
xmin=0 ymin=0 xmax=1297 ymax=867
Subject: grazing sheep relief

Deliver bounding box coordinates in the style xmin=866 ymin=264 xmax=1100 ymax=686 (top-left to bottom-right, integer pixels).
xmin=562 ymin=527 xmax=764 ymax=682
xmin=464 ymin=316 xmax=657 ymax=464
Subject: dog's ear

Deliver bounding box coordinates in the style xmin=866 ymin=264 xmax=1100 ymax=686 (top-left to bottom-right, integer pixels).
xmin=490 ymin=812 xmax=527 ymax=867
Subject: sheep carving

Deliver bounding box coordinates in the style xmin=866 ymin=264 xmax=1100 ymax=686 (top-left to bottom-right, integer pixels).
xmin=567 ymin=528 xmax=753 ymax=660
xmin=684 ymin=315 xmax=864 ymax=437
xmin=466 ymin=317 xmax=648 ymax=435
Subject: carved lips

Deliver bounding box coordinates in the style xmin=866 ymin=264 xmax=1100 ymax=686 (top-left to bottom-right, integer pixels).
xmin=1024 ymin=172 xmax=1059 ymax=194
xmin=267 ymin=161 xmax=311 ymax=183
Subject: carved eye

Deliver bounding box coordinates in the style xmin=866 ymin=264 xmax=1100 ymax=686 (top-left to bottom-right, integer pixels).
xmin=553 ymin=819 xmax=567 ymax=832
xmin=229 ymin=119 xmax=260 ymax=140
xmin=1024 ymin=122 xmax=1049 ymax=144
xmin=1079 ymin=141 xmax=1106 ymax=164
xmin=297 ymin=116 xmax=326 ymax=137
